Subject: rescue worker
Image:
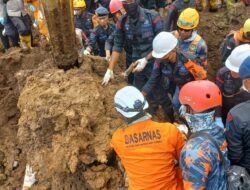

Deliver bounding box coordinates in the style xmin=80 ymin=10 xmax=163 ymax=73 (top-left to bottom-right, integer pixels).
xmin=226 ymin=55 xmax=250 ymax=174
xmin=0 ymin=0 xmax=19 ymax=50
xmin=102 ymin=0 xmax=163 ymax=86
xmin=221 ymin=18 xmax=250 ymax=65
xmin=74 ymin=0 xmax=93 ymax=39
xmin=165 ymin=0 xmax=195 ymax=31
xmin=105 ymin=0 xmax=134 ymax=84
xmin=215 ymin=44 xmax=250 ymax=124
xmin=26 ymin=0 xmax=48 ymax=40
xmin=74 ymin=0 xmax=94 ymax=57
xmin=6 ymin=0 xmax=33 ymax=50
xmin=172 ymin=8 xmax=208 ymax=112
xmin=102 ymin=0 xmax=165 ymax=118
xmin=111 ymin=86 xmax=184 ymax=190
xmin=141 ymin=32 xmax=179 ymax=122
xmin=84 ymin=7 xmax=115 ymax=57
xmin=179 ymin=80 xmax=229 ymax=189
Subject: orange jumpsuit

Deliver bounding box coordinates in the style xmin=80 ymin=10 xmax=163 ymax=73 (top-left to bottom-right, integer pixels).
xmin=111 ymin=119 xmax=185 ymax=190
xmin=25 ymin=0 xmax=49 ymax=39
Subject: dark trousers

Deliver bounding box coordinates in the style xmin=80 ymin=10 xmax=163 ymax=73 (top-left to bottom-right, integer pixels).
xmin=9 ymin=14 xmax=32 ymax=36
xmin=0 ymin=23 xmax=19 ymax=49
xmin=125 ymin=52 xmax=134 ymax=85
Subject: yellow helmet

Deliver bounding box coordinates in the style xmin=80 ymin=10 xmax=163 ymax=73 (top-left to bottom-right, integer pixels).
xmin=243 ymin=18 xmax=250 ymax=33
xmin=177 ymin=8 xmax=199 ymax=30
xmin=73 ymin=0 xmax=86 ymax=8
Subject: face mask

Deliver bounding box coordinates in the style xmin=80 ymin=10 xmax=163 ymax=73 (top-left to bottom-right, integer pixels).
xmin=179 ymin=105 xmax=215 ymax=133
xmin=123 ymin=2 xmax=138 ymax=17
xmin=74 ymin=10 xmax=82 ymax=16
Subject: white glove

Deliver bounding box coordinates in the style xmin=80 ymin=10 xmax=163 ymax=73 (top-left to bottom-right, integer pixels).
xmin=84 ymin=49 xmax=90 ymax=56
xmin=174 ymin=122 xmax=188 ymax=135
xmin=23 ymin=164 xmax=36 ymax=188
xmin=102 ymin=69 xmax=114 ymax=85
xmin=105 ymin=55 xmax=111 ymax=62
xmin=133 ymin=57 xmax=148 ymax=72
xmin=2 ymin=28 xmax=6 ymax=36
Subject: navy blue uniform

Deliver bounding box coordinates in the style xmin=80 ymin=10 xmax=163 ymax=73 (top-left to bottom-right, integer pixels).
xmin=215 ymin=66 xmax=250 ymax=123
xmin=226 ymin=100 xmax=250 ymax=174
xmin=165 ymin=0 xmax=195 ymax=31
xmin=74 ymin=11 xmax=94 ymax=38
xmin=88 ymin=22 xmax=116 ymax=57
xmin=112 ymin=7 xmax=172 ymax=119
xmin=105 ymin=31 xmax=134 ymax=84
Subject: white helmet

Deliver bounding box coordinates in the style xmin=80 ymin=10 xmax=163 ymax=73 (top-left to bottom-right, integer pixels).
xmin=114 ymin=86 xmax=149 ymax=118
xmin=225 ymin=44 xmax=250 ymax=72
xmin=152 ymin=32 xmax=178 ymax=59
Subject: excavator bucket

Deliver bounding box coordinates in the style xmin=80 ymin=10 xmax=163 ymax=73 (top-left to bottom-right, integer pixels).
xmin=41 ymin=0 xmax=78 ymax=69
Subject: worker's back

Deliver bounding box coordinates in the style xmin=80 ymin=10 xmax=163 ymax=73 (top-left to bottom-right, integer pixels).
xmin=111 ymin=119 xmax=185 ymax=190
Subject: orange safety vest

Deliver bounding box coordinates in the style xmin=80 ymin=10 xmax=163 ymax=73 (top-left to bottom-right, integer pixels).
xmin=173 ymin=31 xmax=207 ymax=80
xmin=26 ymin=0 xmax=49 ymax=39
xmin=110 ymin=119 xmax=185 ymax=190
xmin=232 ymin=28 xmax=250 ymax=46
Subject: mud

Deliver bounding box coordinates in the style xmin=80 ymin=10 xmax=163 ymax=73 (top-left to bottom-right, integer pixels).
xmin=0 ymin=7 xmax=250 ymax=190
xmin=199 ymin=6 xmax=250 ymax=80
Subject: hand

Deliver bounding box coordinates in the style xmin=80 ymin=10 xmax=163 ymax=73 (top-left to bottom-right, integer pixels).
xmin=141 ymin=91 xmax=147 ymax=96
xmin=23 ymin=164 xmax=36 ymax=188
xmin=84 ymin=49 xmax=90 ymax=56
xmin=174 ymin=122 xmax=188 ymax=135
xmin=105 ymin=55 xmax=111 ymax=62
xmin=132 ymin=57 xmax=148 ymax=73
xmin=0 ymin=17 xmax=6 ymax=25
xmin=33 ymin=20 xmax=38 ymax=28
xmin=28 ymin=3 xmax=36 ymax=12
xmin=2 ymin=29 xmax=6 ymax=36
xmin=102 ymin=69 xmax=114 ymax=85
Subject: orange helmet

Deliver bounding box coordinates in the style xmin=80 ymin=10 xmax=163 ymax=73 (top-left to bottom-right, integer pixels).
xmin=109 ymin=0 xmax=123 ymax=14
xmin=179 ymin=80 xmax=222 ymax=113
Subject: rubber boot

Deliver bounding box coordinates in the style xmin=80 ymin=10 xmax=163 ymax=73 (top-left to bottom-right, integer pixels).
xmin=19 ymin=35 xmax=29 ymax=51
xmin=24 ymin=35 xmax=32 ymax=49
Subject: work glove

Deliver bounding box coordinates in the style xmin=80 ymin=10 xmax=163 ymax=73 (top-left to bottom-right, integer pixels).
xmin=84 ymin=49 xmax=91 ymax=56
xmin=23 ymin=164 xmax=36 ymax=188
xmin=105 ymin=55 xmax=111 ymax=62
xmin=2 ymin=28 xmax=6 ymax=36
xmin=0 ymin=17 xmax=6 ymax=25
xmin=102 ymin=69 xmax=114 ymax=85
xmin=33 ymin=20 xmax=38 ymax=28
xmin=28 ymin=3 xmax=36 ymax=12
xmin=174 ymin=122 xmax=188 ymax=135
xmin=133 ymin=57 xmax=148 ymax=72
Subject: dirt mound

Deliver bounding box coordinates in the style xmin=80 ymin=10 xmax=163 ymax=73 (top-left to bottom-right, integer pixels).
xmin=16 ymin=56 xmax=126 ymax=189
xmin=0 ymin=46 xmax=126 ymax=189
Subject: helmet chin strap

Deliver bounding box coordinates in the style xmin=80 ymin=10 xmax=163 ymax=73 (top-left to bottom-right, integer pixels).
xmin=126 ymin=111 xmax=150 ymax=125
